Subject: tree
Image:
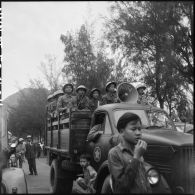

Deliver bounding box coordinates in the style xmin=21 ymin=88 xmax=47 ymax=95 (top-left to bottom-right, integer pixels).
xmin=7 ymin=87 xmax=48 ymax=140
xmin=60 ymin=24 xmax=114 ymax=92
xmin=39 ymin=54 xmax=65 ymax=93
xmin=104 ymin=1 xmax=193 ymax=110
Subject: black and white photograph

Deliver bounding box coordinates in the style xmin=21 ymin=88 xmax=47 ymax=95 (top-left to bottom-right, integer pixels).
xmin=0 ymin=1 xmax=194 ymax=194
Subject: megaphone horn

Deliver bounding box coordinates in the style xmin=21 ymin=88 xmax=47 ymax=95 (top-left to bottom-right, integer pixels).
xmin=117 ymin=82 xmax=138 ymax=103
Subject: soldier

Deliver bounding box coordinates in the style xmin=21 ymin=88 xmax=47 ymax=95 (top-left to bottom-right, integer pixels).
xmin=101 ymin=81 xmax=119 ymax=105
xmin=57 ymin=83 xmax=77 ymax=116
xmin=136 ymin=83 xmax=149 ymax=105
xmin=25 ymin=135 xmax=38 ymax=175
xmin=52 ymin=90 xmax=64 ymax=119
xmin=47 ymin=94 xmax=54 ymax=118
xmin=76 ymin=85 xmax=90 ymax=110
xmin=89 ymin=88 xmax=101 ymax=112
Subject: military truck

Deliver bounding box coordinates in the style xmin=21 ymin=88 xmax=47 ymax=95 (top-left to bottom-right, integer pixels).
xmin=45 ymin=83 xmax=194 ymax=194
xmin=0 ymin=104 xmax=28 ymax=194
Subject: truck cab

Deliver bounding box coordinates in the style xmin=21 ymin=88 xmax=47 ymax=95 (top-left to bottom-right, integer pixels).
xmin=87 ymin=103 xmax=194 ymax=194
xmin=45 ymin=83 xmax=194 ymax=194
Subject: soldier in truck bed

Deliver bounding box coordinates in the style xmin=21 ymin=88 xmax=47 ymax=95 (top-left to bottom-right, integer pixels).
xmin=46 ymin=94 xmax=54 ymax=118
xmin=101 ymin=81 xmax=119 ymax=105
xmin=57 ymin=83 xmax=77 ymax=114
xmin=89 ymin=88 xmax=102 ymax=112
xmin=76 ymin=85 xmax=90 ymax=110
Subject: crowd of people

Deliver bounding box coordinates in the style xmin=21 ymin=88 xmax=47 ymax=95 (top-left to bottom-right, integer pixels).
xmin=8 ymin=135 xmax=44 ymax=175
xmin=47 ymin=81 xmax=149 ymax=119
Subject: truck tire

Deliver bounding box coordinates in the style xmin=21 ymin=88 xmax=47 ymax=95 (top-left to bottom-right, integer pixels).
xmin=101 ymin=175 xmax=113 ymax=194
xmin=50 ymin=159 xmax=73 ymax=193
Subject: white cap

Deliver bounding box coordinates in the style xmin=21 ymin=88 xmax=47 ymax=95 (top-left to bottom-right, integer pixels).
xmin=19 ymin=138 xmax=24 ymax=142
xmin=27 ymin=135 xmax=31 ymax=138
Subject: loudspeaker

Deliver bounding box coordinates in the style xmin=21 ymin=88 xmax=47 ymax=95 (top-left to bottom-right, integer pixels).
xmin=117 ymin=82 xmax=138 ymax=103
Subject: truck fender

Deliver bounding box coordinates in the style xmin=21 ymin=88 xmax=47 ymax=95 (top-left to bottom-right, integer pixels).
xmin=94 ymin=160 xmax=110 ymax=193
xmin=144 ymin=162 xmax=171 ymax=193
xmin=2 ymin=167 xmax=28 ymax=194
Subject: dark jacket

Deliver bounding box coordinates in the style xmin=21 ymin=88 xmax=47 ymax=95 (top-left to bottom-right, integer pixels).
xmin=76 ymin=95 xmax=90 ymax=110
xmin=108 ymin=143 xmax=152 ymax=193
xmin=89 ymin=98 xmax=101 ymax=112
xmin=101 ymin=92 xmax=119 ymax=105
xmin=25 ymin=142 xmax=37 ymax=159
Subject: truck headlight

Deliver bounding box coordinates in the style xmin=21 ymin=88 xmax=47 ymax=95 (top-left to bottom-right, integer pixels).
xmin=147 ymin=168 xmax=160 ymax=185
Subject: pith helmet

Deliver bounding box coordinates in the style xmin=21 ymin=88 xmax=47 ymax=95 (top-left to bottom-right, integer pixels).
xmin=136 ymin=83 xmax=146 ymax=90
xmin=105 ymin=81 xmax=117 ymax=92
xmin=76 ymin=85 xmax=87 ymax=93
xmin=90 ymin=88 xmax=101 ymax=97
xmin=47 ymin=94 xmax=53 ymax=101
xmin=53 ymin=89 xmax=64 ymax=97
xmin=62 ymin=83 xmax=74 ymax=93
xmin=19 ymin=138 xmax=24 ymax=142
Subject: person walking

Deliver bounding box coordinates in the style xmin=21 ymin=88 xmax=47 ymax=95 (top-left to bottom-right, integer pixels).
xmin=15 ymin=138 xmax=26 ymax=168
xmin=25 ymin=135 xmax=38 ymax=175
xmin=108 ymin=113 xmax=152 ymax=193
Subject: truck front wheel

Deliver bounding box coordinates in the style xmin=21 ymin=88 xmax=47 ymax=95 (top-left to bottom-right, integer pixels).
xmin=101 ymin=175 xmax=113 ymax=194
xmin=50 ymin=159 xmax=73 ymax=193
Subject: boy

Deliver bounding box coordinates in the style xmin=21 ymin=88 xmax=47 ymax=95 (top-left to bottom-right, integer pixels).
xmin=75 ymin=153 xmax=97 ymax=193
xmin=108 ymin=112 xmax=152 ymax=193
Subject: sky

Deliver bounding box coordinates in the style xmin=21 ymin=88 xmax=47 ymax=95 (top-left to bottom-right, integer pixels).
xmin=2 ymin=1 xmax=111 ymax=100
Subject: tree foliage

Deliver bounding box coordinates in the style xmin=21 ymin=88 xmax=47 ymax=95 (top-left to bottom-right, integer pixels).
xmin=40 ymin=54 xmax=65 ymax=93
xmin=7 ymin=87 xmax=48 ymax=140
xmin=104 ymin=1 xmax=193 ymax=116
xmin=60 ymin=24 xmax=114 ymax=92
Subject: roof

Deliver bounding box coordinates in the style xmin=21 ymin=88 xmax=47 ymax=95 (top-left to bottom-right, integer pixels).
xmin=95 ymin=103 xmax=162 ymax=113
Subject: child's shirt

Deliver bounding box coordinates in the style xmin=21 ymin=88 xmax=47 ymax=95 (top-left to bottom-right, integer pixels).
xmin=83 ymin=165 xmax=97 ymax=186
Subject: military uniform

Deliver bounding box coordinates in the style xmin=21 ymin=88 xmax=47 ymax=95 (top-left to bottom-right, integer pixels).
xmin=137 ymin=95 xmax=150 ymax=105
xmin=89 ymin=99 xmax=101 ymax=112
xmin=101 ymin=92 xmax=119 ymax=105
xmin=57 ymin=94 xmax=77 ymax=113
xmin=76 ymin=95 xmax=90 ymax=110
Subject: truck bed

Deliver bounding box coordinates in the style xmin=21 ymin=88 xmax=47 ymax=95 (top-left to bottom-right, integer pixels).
xmin=46 ymin=110 xmax=92 ymax=159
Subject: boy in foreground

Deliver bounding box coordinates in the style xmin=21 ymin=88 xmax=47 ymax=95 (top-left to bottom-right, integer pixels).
xmin=74 ymin=153 xmax=97 ymax=193
xmin=108 ymin=112 xmax=152 ymax=193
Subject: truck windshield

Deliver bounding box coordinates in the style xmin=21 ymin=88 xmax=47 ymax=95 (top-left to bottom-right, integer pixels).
xmin=114 ymin=109 xmax=175 ymax=130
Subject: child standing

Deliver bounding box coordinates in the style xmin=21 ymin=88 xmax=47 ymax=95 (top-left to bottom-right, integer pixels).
xmin=75 ymin=153 xmax=97 ymax=193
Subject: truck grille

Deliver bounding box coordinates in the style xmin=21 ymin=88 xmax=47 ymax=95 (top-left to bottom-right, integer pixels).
xmin=144 ymin=145 xmax=174 ymax=174
xmin=144 ymin=145 xmax=194 ymax=193
xmin=175 ymin=146 xmax=194 ymax=193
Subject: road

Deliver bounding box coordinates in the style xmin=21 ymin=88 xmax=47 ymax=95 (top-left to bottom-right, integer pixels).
xmin=22 ymin=157 xmax=79 ymax=193
xmin=23 ymin=157 xmax=51 ymax=193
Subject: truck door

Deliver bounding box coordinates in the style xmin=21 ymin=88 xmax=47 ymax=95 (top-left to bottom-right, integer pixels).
xmin=87 ymin=112 xmax=114 ymax=170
